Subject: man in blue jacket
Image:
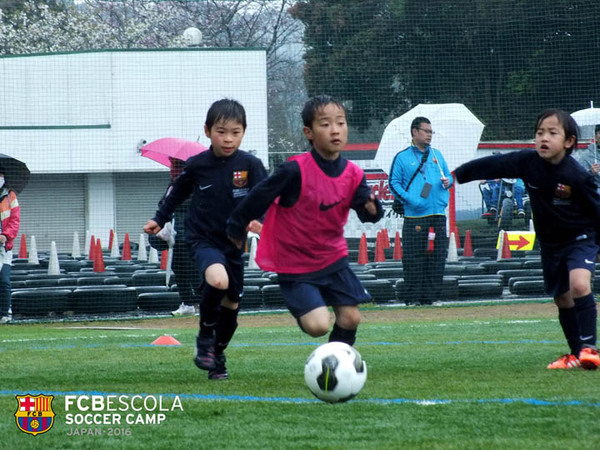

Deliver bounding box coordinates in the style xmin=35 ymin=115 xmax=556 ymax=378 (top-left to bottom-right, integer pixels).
xmin=388 ymin=117 xmax=452 ymax=305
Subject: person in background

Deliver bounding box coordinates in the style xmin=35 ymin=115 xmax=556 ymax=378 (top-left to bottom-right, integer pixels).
xmin=574 ymin=124 xmax=600 ymax=193
xmin=480 ymin=178 xmax=501 ymax=216
xmin=514 ymin=178 xmax=526 ymax=217
xmin=481 ymin=176 xmax=527 ymax=219
xmin=455 ymin=109 xmax=600 ymax=371
xmin=388 ymin=117 xmax=453 ymax=306
xmin=0 ymin=172 xmax=20 ymax=324
xmin=148 ymin=157 xmax=201 ymax=316
xmin=144 ymin=99 xmax=267 ymax=380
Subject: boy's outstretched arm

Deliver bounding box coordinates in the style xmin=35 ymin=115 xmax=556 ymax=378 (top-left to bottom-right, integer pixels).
xmin=455 ymin=151 xmax=524 ymax=184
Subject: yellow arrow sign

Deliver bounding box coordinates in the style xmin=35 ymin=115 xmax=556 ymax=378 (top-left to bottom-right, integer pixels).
xmin=496 ymin=231 xmax=536 ymax=251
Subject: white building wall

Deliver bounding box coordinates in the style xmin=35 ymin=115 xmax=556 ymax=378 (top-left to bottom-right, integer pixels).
xmin=0 ymin=49 xmax=268 ymax=247
xmin=86 ymin=173 xmax=116 ymax=245
xmin=0 ymin=49 xmax=268 ymax=173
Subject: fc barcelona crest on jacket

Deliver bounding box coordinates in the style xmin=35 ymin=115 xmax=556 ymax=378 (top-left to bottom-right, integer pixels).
xmin=15 ymin=394 xmax=55 ymax=436
xmin=233 ymin=171 xmax=248 ymax=188
xmin=555 ymin=183 xmax=572 ymax=199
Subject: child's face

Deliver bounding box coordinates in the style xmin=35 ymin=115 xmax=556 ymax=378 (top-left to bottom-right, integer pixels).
xmin=535 ymin=115 xmax=575 ymax=165
xmin=204 ymin=119 xmax=245 ymax=158
xmin=303 ymin=103 xmax=348 ymax=158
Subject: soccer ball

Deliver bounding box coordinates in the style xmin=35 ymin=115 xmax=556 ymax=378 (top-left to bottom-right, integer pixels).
xmin=304 ymin=342 xmax=367 ymax=403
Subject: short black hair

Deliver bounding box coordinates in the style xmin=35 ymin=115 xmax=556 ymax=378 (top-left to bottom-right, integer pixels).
xmin=595 ymin=124 xmax=600 ymax=134
xmin=301 ymin=94 xmax=347 ymax=128
xmin=205 ymin=98 xmax=247 ymax=130
xmin=535 ymin=109 xmax=579 ymax=154
xmin=411 ymin=116 xmax=431 ymax=134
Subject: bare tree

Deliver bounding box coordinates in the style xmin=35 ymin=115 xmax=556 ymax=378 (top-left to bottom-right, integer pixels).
xmin=0 ymin=0 xmax=307 ymax=154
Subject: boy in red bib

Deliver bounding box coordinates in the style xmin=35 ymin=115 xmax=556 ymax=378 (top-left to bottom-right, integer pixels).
xmin=227 ymin=95 xmax=383 ymax=346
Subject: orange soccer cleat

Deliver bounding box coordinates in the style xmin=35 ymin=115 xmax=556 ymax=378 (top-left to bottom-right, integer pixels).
xmin=579 ymin=348 xmax=600 ymax=371
xmin=547 ymin=354 xmax=581 ymax=370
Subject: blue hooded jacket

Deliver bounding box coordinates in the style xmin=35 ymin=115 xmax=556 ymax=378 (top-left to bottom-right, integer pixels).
xmin=389 ymin=144 xmax=453 ymax=217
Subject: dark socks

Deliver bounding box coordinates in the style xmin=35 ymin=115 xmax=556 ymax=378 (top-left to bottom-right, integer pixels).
xmin=199 ymin=284 xmax=227 ymax=338
xmin=214 ymin=307 xmax=239 ymax=355
xmin=574 ymin=293 xmax=598 ymax=350
xmin=558 ymin=307 xmax=580 ymax=355
xmin=328 ymin=323 xmax=357 ymax=347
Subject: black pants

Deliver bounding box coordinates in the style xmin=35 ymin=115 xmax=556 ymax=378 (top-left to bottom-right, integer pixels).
xmin=0 ymin=263 xmax=10 ymax=316
xmin=402 ymin=215 xmax=448 ymax=304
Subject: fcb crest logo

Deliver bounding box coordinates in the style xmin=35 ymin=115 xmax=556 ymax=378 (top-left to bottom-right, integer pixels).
xmin=555 ymin=183 xmax=572 ymax=199
xmin=15 ymin=394 xmax=55 ymax=436
xmin=233 ymin=171 xmax=248 ymax=188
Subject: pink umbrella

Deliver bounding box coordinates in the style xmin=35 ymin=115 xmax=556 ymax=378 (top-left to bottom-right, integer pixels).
xmin=140 ymin=138 xmax=208 ymax=167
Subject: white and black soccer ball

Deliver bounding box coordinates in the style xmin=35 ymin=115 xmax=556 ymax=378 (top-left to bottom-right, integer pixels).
xmin=304 ymin=342 xmax=367 ymax=403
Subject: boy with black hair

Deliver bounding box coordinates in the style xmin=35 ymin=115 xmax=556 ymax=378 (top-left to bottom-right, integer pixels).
xmin=455 ymin=109 xmax=600 ymax=370
xmin=227 ymin=94 xmax=383 ymax=347
xmin=144 ymin=98 xmax=267 ymax=379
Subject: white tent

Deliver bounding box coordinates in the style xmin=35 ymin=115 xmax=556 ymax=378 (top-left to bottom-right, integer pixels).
xmin=374 ymin=103 xmax=485 ymax=176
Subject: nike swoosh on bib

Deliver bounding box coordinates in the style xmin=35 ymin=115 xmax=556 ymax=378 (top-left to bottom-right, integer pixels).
xmin=319 ymin=200 xmax=342 ymax=211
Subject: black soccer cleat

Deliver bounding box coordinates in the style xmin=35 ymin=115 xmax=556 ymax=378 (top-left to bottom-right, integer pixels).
xmin=193 ymin=334 xmax=216 ymax=371
xmin=208 ymin=353 xmax=229 ymax=380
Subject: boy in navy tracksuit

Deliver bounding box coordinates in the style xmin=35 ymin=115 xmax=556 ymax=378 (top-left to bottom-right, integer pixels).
xmin=455 ymin=109 xmax=600 ymax=370
xmin=144 ymin=99 xmax=267 ymax=379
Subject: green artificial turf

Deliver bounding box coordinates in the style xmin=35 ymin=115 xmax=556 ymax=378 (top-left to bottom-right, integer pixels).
xmin=1 ymin=305 xmax=598 ymax=449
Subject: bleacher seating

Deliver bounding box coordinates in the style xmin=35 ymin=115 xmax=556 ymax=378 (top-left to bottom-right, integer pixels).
xmin=7 ymin=239 xmax=552 ymax=318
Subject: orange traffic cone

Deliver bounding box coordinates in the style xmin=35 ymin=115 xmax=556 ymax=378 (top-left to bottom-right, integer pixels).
xmin=393 ymin=231 xmax=403 ymax=260
xmin=93 ymin=238 xmax=105 ymax=272
xmin=18 ymin=234 xmax=27 ymax=259
xmin=375 ymin=231 xmax=386 ymax=262
xmin=453 ymin=226 xmax=461 ymax=249
xmin=160 ymin=249 xmax=168 ymax=270
xmin=357 ymin=233 xmax=369 ymax=265
xmin=501 ymin=231 xmax=512 ymax=259
xmin=122 ymin=233 xmax=132 ymax=260
xmin=89 ymin=234 xmax=96 ymax=261
xmin=463 ymin=230 xmax=473 ymax=257
xmin=382 ymin=228 xmax=391 ymax=249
